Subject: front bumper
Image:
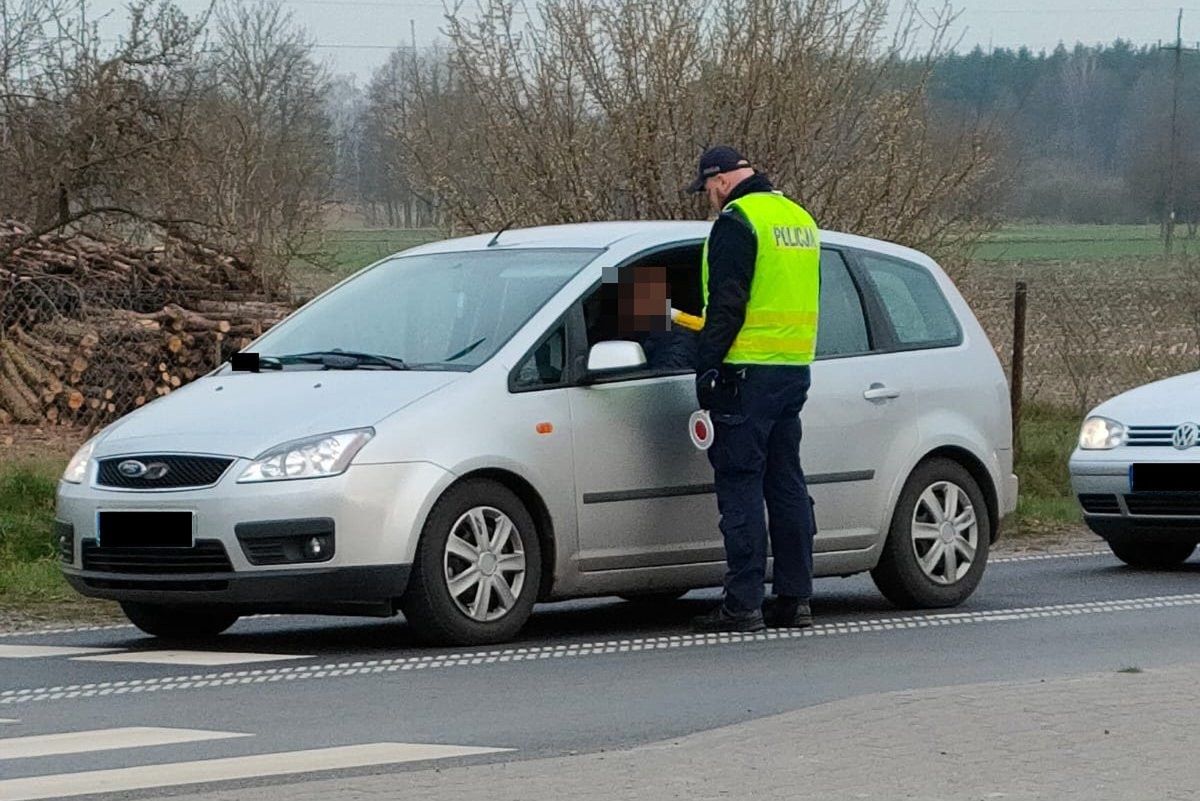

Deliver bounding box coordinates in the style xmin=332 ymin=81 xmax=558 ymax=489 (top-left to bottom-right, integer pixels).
xmin=1070 ymin=453 xmax=1200 ymax=543
xmin=62 ymin=563 xmax=410 ymax=614
xmin=56 ymin=460 xmax=452 ymax=611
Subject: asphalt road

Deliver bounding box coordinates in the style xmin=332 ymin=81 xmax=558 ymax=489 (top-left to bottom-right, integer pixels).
xmin=2 ymin=548 xmax=1199 ymax=800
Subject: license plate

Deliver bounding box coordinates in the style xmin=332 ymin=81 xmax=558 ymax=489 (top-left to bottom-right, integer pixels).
xmin=97 ymin=511 xmax=194 ymax=548
xmin=1130 ymin=464 xmax=1200 ymax=493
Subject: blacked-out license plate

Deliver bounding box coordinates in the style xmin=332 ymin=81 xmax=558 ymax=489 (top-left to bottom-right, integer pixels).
xmin=1130 ymin=464 xmax=1200 ymax=493
xmin=97 ymin=511 xmax=194 ymax=548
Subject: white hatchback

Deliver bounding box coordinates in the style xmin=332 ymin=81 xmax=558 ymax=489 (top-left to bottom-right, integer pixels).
xmin=1071 ymin=373 xmax=1200 ymax=567
xmin=58 ymin=222 xmax=1018 ymax=645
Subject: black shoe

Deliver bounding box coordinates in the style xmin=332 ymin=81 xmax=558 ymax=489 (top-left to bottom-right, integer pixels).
xmin=691 ymin=605 xmax=766 ymax=633
xmin=763 ymin=596 xmax=813 ymax=629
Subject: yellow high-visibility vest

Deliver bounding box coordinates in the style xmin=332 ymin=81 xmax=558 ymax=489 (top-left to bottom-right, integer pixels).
xmin=702 ymin=191 xmax=821 ymax=366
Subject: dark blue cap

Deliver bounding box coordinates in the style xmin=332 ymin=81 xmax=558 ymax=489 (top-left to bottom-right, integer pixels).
xmin=687 ymin=146 xmax=751 ymax=193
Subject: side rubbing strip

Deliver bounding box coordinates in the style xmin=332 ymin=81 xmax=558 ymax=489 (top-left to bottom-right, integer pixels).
xmin=581 ymin=471 xmax=874 ymax=504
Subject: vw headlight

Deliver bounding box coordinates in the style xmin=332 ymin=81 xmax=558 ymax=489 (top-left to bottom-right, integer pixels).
xmin=1079 ymin=417 xmax=1126 ymax=450
xmin=237 ymin=428 xmax=374 ymax=483
xmin=62 ymin=437 xmax=98 ymax=484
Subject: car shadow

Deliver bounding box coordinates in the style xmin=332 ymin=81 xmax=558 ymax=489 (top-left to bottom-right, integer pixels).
xmin=105 ymin=587 xmax=900 ymax=655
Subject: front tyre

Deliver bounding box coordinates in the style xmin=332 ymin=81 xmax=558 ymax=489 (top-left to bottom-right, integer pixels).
xmin=1108 ymin=539 xmax=1196 ymax=569
xmin=871 ymin=459 xmax=991 ymax=608
xmin=402 ymin=479 xmax=542 ymax=645
xmin=119 ymin=602 xmax=239 ymax=639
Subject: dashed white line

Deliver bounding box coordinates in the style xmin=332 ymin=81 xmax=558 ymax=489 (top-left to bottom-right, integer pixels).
xmin=3 ymin=592 xmax=1197 ymax=707
xmin=0 ymin=623 xmax=133 ymax=640
xmin=0 ymin=742 xmax=510 ymax=801
xmin=0 ymin=727 xmax=249 ymax=760
xmin=990 ymin=550 xmax=1109 ymax=564
xmin=0 ymin=645 xmax=123 ymax=659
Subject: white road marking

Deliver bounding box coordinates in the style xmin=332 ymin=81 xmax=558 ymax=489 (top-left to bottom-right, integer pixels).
xmin=0 ymin=727 xmax=249 ymax=760
xmin=4 ymin=591 xmax=1199 ymax=708
xmin=0 ymin=623 xmax=134 ymax=640
xmin=0 ymin=719 xmax=16 ymax=724
xmin=990 ymin=550 xmax=1109 ymax=564
xmin=0 ymin=742 xmax=511 ymax=801
xmin=72 ymin=650 xmax=311 ymax=666
xmin=0 ymin=645 xmax=122 ymax=659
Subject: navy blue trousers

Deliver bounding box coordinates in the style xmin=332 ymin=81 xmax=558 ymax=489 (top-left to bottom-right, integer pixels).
xmin=707 ymin=365 xmax=815 ymax=614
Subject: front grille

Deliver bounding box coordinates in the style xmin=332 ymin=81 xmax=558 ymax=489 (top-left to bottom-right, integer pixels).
xmin=81 ymin=540 xmax=233 ymax=574
xmin=1127 ymin=426 xmax=1178 ymax=447
xmin=1124 ymin=494 xmax=1200 ymax=516
xmin=96 ymin=455 xmax=234 ymax=490
xmin=1079 ymin=494 xmax=1121 ymax=515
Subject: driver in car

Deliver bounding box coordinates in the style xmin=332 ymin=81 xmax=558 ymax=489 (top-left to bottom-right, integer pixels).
xmin=617 ymin=264 xmax=697 ymax=372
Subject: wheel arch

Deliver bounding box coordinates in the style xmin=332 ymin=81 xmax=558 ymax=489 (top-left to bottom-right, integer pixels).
xmin=918 ymin=446 xmax=1001 ymax=543
xmin=452 ymin=468 xmax=558 ymax=601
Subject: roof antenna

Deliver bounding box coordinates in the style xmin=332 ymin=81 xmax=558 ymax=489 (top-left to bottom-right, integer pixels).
xmin=487 ymin=221 xmax=513 ymax=247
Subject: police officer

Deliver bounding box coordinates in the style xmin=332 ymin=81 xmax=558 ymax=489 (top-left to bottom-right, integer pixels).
xmin=688 ymin=146 xmax=820 ymax=633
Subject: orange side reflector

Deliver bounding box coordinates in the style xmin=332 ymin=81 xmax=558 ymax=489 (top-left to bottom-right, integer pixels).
xmin=536 ymin=422 xmax=554 ymax=435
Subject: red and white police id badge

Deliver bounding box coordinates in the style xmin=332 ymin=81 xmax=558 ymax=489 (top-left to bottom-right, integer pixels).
xmin=689 ymin=409 xmax=714 ymax=450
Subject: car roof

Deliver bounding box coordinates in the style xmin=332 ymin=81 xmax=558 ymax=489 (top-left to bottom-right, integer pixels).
xmin=401 ymin=221 xmax=936 ymax=266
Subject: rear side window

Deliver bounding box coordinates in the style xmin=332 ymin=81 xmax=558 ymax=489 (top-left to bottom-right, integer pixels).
xmin=815 ymin=250 xmax=870 ymax=359
xmin=858 ymin=252 xmax=960 ymax=348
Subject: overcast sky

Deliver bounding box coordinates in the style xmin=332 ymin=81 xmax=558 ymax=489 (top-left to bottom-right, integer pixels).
xmin=87 ymin=0 xmax=1200 ymax=82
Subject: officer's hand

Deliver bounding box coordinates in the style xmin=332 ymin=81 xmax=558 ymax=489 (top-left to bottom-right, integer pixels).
xmin=696 ymin=367 xmax=740 ymax=414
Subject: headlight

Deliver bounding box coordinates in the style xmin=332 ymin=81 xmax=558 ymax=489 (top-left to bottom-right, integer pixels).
xmin=1079 ymin=417 xmax=1126 ymax=450
xmin=62 ymin=437 xmax=98 ymax=484
xmin=237 ymin=428 xmax=374 ymax=483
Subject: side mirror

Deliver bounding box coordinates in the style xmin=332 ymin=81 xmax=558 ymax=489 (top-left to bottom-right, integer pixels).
xmin=586 ymin=341 xmax=647 ymax=376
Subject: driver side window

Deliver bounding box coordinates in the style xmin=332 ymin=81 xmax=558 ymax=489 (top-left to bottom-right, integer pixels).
xmin=580 ymin=254 xmax=702 ymax=379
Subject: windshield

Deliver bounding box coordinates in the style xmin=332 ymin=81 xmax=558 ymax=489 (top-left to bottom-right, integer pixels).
xmin=252 ymin=248 xmax=601 ymax=370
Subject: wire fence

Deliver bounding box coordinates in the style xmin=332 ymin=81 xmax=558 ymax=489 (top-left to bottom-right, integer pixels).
xmin=2 ymin=264 xmax=1197 ymax=434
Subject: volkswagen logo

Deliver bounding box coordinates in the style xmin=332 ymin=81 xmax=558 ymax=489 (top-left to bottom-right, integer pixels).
xmin=1173 ymin=423 xmax=1200 ymax=451
xmin=116 ymin=460 xmax=170 ymax=480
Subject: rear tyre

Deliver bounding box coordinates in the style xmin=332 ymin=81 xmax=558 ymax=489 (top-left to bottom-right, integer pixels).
xmin=871 ymin=458 xmax=991 ymax=609
xmin=119 ymin=602 xmax=239 ymax=639
xmin=1108 ymin=539 xmax=1196 ymax=569
xmin=402 ymin=479 xmax=542 ymax=646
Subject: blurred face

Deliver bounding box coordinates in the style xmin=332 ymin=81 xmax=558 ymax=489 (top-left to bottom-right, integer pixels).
xmin=619 ymin=266 xmax=671 ymax=334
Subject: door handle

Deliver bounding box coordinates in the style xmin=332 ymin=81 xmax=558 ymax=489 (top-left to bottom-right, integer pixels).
xmin=863 ymin=384 xmax=901 ymax=401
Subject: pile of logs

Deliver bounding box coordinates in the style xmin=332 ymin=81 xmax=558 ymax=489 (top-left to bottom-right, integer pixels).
xmin=0 ymin=220 xmax=294 ymax=427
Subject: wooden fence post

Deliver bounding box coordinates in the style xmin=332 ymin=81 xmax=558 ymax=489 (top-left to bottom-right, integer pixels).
xmin=1011 ymin=281 xmax=1028 ymax=461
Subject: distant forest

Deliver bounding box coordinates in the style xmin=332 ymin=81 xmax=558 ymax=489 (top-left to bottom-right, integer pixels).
xmin=931 ymin=41 xmax=1200 ymax=226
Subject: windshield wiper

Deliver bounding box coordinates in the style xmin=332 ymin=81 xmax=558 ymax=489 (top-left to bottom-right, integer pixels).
xmin=270 ymin=350 xmax=409 ymax=370
xmin=443 ymin=337 xmax=488 ymax=363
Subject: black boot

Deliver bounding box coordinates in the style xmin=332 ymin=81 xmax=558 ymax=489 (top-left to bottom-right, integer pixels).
xmin=691 ymin=604 xmax=766 ymax=633
xmin=763 ymin=596 xmax=813 ymax=629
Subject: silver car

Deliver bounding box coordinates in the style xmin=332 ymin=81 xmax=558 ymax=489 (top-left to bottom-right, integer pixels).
xmin=1071 ymin=374 xmax=1200 ymax=567
xmin=57 ymin=222 xmax=1017 ymax=645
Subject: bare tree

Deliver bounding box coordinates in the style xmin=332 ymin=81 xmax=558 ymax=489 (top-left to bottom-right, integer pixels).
xmin=383 ymin=0 xmax=1000 ymax=257
xmin=0 ymin=0 xmax=333 ymax=285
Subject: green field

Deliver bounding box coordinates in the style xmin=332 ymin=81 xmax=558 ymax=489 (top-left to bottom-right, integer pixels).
xmin=291 ymin=228 xmax=443 ymax=293
xmin=974 ymin=223 xmax=1192 ymax=261
xmin=306 ymin=223 xmax=1185 ymax=270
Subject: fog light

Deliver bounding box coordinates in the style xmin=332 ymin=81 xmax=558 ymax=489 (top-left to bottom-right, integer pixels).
xmin=303 ymin=535 xmax=330 ymax=560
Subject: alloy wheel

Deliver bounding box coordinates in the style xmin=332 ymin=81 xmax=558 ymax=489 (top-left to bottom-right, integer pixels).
xmin=910 ymin=481 xmax=979 ymax=585
xmin=443 ymin=506 xmax=527 ymax=622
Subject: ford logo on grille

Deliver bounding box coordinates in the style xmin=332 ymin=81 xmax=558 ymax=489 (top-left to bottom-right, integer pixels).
xmin=117 ymin=460 xmax=148 ymax=478
xmin=1173 ymin=423 xmax=1200 ymax=451
xmin=117 ymin=460 xmax=171 ymax=480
